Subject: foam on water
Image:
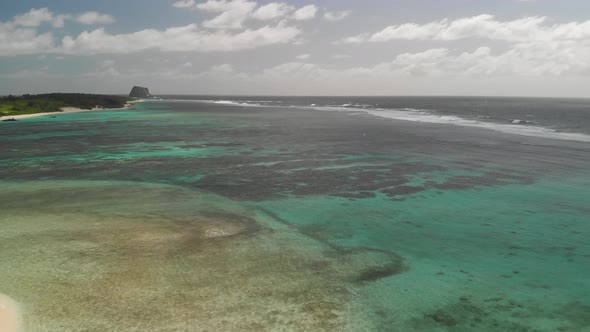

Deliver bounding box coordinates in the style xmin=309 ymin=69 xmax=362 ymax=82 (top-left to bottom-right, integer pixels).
xmin=157 ymin=98 xmax=590 ymax=143
xmin=309 ymin=105 xmax=590 ymax=143
xmin=165 ymin=99 xmax=265 ymax=107
xmin=369 ymin=107 xmax=590 ymax=142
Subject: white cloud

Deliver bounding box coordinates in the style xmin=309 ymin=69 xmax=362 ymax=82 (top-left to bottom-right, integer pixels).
xmin=334 ymin=33 xmax=369 ymax=45
xmin=341 ymin=14 xmax=590 ymax=43
xmin=196 ymin=0 xmax=258 ymax=29
xmin=296 ymin=53 xmax=310 ymax=60
xmin=0 ymin=5 xmax=304 ymax=56
xmin=384 ymin=41 xmax=590 ymax=77
xmin=263 ymin=61 xmax=323 ymax=79
xmin=60 ymin=22 xmax=301 ymax=54
xmin=332 ymin=54 xmax=351 ymax=59
xmin=75 ymin=12 xmax=116 ymax=25
xmin=207 ymin=63 xmax=236 ymax=75
xmin=0 ymin=23 xmax=54 ymax=56
xmin=293 ymin=5 xmax=318 ymax=21
xmin=252 ymin=2 xmax=295 ymax=20
xmin=173 ymin=0 xmax=196 ymax=8
xmin=332 ymin=14 xmax=590 ymax=78
xmin=174 ymin=1 xmax=320 ymax=28
xmin=9 ymin=7 xmax=114 ymax=28
xmin=0 ymin=7 xmax=118 ymax=56
xmin=324 ymin=10 xmax=351 ymax=22
xmin=12 ymin=8 xmax=63 ymax=28
xmin=182 ymin=40 xmax=590 ymax=89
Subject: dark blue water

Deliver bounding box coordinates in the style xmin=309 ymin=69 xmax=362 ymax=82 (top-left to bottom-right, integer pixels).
xmin=157 ymin=95 xmax=590 ymax=138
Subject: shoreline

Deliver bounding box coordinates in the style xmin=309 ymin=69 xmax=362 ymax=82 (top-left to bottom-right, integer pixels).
xmin=0 ymin=99 xmax=144 ymax=121
xmin=0 ymin=294 xmax=20 ymax=332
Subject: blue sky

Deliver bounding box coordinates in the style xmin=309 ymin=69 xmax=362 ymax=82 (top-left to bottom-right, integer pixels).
xmin=2 ymin=0 xmax=590 ymax=96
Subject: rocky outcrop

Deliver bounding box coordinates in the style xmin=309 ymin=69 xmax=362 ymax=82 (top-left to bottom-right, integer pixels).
xmin=129 ymin=86 xmax=152 ymax=98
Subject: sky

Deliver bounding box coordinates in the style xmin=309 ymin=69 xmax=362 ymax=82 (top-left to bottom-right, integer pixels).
xmin=2 ymin=0 xmax=590 ymax=97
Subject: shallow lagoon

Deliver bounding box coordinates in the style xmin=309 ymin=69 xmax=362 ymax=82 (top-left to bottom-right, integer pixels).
xmin=1 ymin=100 xmax=589 ymax=331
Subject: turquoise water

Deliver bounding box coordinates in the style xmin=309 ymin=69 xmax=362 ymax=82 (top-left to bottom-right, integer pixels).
xmin=255 ymin=178 xmax=590 ymax=330
xmin=0 ymin=101 xmax=589 ymax=331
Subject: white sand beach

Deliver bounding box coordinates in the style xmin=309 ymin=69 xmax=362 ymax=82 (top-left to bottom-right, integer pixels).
xmin=0 ymin=294 xmax=20 ymax=332
xmin=0 ymin=99 xmax=144 ymax=121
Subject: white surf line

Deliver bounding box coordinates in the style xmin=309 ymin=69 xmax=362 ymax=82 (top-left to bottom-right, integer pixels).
xmin=362 ymin=107 xmax=590 ymax=143
xmin=301 ymin=104 xmax=590 ymax=143
xmin=150 ymin=99 xmax=590 ymax=143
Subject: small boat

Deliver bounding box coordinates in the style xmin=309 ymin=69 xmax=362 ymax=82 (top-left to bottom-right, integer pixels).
xmin=1 ymin=118 xmax=17 ymax=122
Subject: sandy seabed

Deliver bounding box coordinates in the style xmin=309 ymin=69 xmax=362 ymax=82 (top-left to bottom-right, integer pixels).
xmin=0 ymin=180 xmax=399 ymax=331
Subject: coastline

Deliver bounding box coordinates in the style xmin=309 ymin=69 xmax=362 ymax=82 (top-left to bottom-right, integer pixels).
xmin=0 ymin=294 xmax=20 ymax=332
xmin=0 ymin=99 xmax=144 ymax=121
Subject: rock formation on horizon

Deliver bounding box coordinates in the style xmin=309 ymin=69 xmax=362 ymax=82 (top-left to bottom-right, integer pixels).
xmin=129 ymin=86 xmax=152 ymax=98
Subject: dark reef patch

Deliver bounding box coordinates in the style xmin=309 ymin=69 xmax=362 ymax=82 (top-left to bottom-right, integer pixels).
xmin=0 ymin=101 xmax=549 ymax=203
xmin=434 ymin=172 xmax=533 ymax=190
xmin=381 ymin=185 xmax=426 ymax=198
xmin=411 ymin=297 xmax=590 ymax=331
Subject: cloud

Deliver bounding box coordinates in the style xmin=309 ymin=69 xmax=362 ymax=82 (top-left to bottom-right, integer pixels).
xmin=9 ymin=8 xmax=114 ymax=28
xmin=334 ymin=33 xmax=369 ymax=45
xmin=293 ymin=5 xmax=318 ymax=21
xmin=381 ymin=41 xmax=590 ymax=77
xmin=174 ymin=1 xmax=321 ymax=28
xmin=332 ymin=54 xmax=351 ymax=59
xmin=340 ymin=14 xmax=590 ymax=43
xmin=205 ymin=63 xmax=238 ymax=77
xmin=196 ymin=0 xmax=258 ymax=29
xmin=173 ymin=0 xmax=196 ymax=8
xmin=75 ymin=12 xmax=116 ymax=25
xmin=333 ymin=13 xmax=590 ymax=78
xmin=324 ymin=10 xmax=351 ymax=22
xmin=12 ymin=8 xmax=64 ymax=28
xmin=0 ymin=5 xmax=303 ymax=56
xmin=252 ymin=2 xmax=295 ymax=20
xmin=0 ymin=23 xmax=54 ymax=56
xmin=0 ymin=8 xmax=117 ymax=56
xmin=263 ymin=61 xmax=323 ymax=79
xmin=185 ymin=40 xmax=590 ymax=87
xmin=296 ymin=53 xmax=310 ymax=60
xmin=60 ymin=22 xmax=301 ymax=54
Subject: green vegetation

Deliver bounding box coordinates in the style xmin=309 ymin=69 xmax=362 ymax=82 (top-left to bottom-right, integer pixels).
xmin=0 ymin=93 xmax=131 ymax=118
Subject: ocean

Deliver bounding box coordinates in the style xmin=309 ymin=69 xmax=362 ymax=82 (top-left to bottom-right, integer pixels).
xmin=0 ymin=96 xmax=589 ymax=331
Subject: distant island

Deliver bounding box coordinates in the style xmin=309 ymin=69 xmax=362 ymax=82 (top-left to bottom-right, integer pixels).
xmin=0 ymin=93 xmax=134 ymax=120
xmin=129 ymin=86 xmax=152 ymax=98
